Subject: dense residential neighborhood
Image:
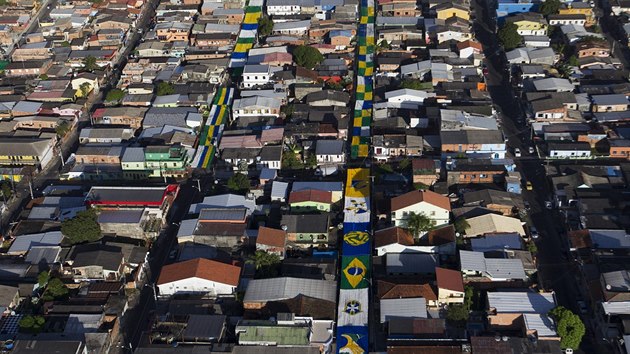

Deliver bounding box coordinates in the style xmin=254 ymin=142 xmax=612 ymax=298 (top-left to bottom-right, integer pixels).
xmin=0 ymin=0 xmax=628 ymax=352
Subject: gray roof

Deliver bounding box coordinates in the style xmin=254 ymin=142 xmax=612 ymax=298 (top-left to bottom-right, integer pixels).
xmin=121 ymin=147 xmax=145 ymax=162
xmin=292 ymin=181 xmax=343 ymax=192
xmin=601 ymin=270 xmax=630 ymax=292
xmin=143 ymin=107 xmax=197 ymax=128
xmin=386 ymin=253 xmax=439 ymax=274
xmin=533 ymin=77 xmax=574 ymax=92
xmin=98 ymin=209 xmax=144 ymax=224
xmin=0 ymin=138 xmax=53 ymax=158
xmin=198 ymin=208 xmax=247 ymax=221
xmin=591 ymin=94 xmax=629 ymax=106
xmin=24 ymin=246 xmax=62 ymax=265
xmin=471 ymin=233 xmax=523 ymax=252
xmin=589 ymin=229 xmax=630 ymax=249
xmin=243 ymin=277 xmax=337 ymax=303
xmin=189 ymin=194 xmax=257 ymax=215
xmin=11 ymin=340 xmax=84 ymax=354
xmin=459 ymin=250 xmax=527 ymax=280
xmin=0 ymin=284 xmax=18 ymax=307
xmin=487 ymin=292 xmax=556 ymax=313
xmin=183 ymin=314 xmax=226 ymax=341
xmin=440 ymin=130 xmax=504 ymax=145
xmin=72 ymin=245 xmax=123 ymax=271
xmin=380 ymin=297 xmax=427 ymax=323
xmin=315 ymin=140 xmax=344 ymax=155
xmin=271 ymin=181 xmax=289 ymax=200
xmin=523 ymin=314 xmax=557 ymax=337
xmin=8 ymin=231 xmax=63 ymax=254
xmin=281 ymin=214 xmax=329 ymax=233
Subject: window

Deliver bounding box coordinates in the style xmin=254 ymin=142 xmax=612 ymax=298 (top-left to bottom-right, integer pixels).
xmin=430 ymin=211 xmax=435 ymax=216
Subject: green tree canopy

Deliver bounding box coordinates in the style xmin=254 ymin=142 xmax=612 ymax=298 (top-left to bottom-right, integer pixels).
xmin=549 ymin=306 xmax=585 ymax=349
xmin=540 ymin=0 xmax=561 ymax=16
xmin=0 ymin=181 xmax=12 ymax=200
xmin=498 ymin=22 xmax=522 ymax=51
xmin=292 ymin=45 xmax=324 ymax=69
xmin=156 ymin=81 xmax=175 ymax=96
xmin=105 ymin=88 xmax=125 ymax=102
xmin=282 ymin=144 xmax=304 ymax=170
xmin=82 ymin=55 xmax=98 ymax=72
xmin=37 ymin=271 xmax=50 ymax=288
xmin=55 ymin=120 xmax=71 ymax=138
xmin=19 ymin=315 xmax=45 ymax=333
xmin=248 ymin=250 xmax=281 ymax=278
xmin=61 ymin=208 xmax=102 ymax=244
xmin=79 ymin=82 xmax=92 ymax=97
xmin=404 ymin=212 xmax=434 ymax=238
xmin=43 ymin=277 xmax=70 ymax=301
xmin=258 ymin=16 xmax=273 ymax=37
xmin=227 ymin=173 xmax=250 ymax=194
xmin=399 ymin=79 xmax=431 ymax=90
xmin=453 ymin=217 xmax=470 ymax=235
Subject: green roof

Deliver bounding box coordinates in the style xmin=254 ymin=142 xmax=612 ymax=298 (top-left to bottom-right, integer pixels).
xmin=238 ymin=325 xmax=310 ymax=345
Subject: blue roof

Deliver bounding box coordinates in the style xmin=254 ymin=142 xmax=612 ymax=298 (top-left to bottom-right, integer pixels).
xmin=329 ymin=30 xmax=352 ymax=37
xmin=471 ymin=233 xmax=523 ymax=252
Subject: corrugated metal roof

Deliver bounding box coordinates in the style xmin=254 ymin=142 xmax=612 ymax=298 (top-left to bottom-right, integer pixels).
xmin=487 ymin=292 xmax=555 ymax=313
xmin=380 ymin=298 xmax=427 ymax=323
xmin=24 ymin=246 xmax=61 ymax=265
xmin=292 ymin=181 xmax=343 ymax=192
xmin=602 ymin=302 xmax=630 ymax=315
xmin=8 ymin=231 xmax=63 ymax=254
xmin=243 ymin=277 xmax=337 ymax=303
xmin=271 ymin=181 xmax=289 ymax=200
xmin=98 ymin=209 xmax=144 ymax=224
xmin=471 ymin=233 xmax=523 ymax=252
xmin=386 ymin=253 xmax=439 ymax=274
xmin=523 ymin=314 xmax=556 ymax=337
xmin=460 ymin=250 xmax=527 ymax=280
xmin=198 ymin=208 xmax=246 ymax=221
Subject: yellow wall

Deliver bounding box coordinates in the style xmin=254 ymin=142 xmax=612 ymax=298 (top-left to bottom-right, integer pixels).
xmin=437 ymin=7 xmax=469 ymax=20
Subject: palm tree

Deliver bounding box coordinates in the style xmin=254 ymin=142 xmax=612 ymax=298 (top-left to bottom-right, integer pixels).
xmin=453 ymin=217 xmax=470 ymax=235
xmin=247 ymin=250 xmax=281 ymax=278
xmin=404 ymin=212 xmax=434 ymax=238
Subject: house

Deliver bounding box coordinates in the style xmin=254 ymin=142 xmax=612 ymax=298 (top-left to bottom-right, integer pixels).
xmin=457 ymin=39 xmax=483 ymax=58
xmin=412 ymin=158 xmax=440 ymax=186
xmin=243 ymin=277 xmax=337 ymax=310
xmin=328 ymin=30 xmax=353 ymax=48
xmin=377 ymin=279 xmax=438 ymax=307
xmin=373 ymin=134 xmax=423 ymax=161
xmin=486 ymin=292 xmax=557 ymax=335
xmin=243 ymin=64 xmax=277 ymax=89
xmin=292 ymin=181 xmax=344 ymax=203
xmin=609 ymin=139 xmax=630 ymax=159
xmin=548 ymin=14 xmax=587 ymax=26
xmin=463 ymin=189 xmax=525 ymax=216
xmin=281 ymin=214 xmax=330 ymax=246
xmin=11 ymin=340 xmax=86 ymax=354
xmin=591 ymin=94 xmax=629 ymax=112
xmin=0 ymin=285 xmax=20 ymax=314
xmin=384 ymin=89 xmax=437 ymax=109
xmin=547 ymin=142 xmax=592 ymax=159
xmin=305 ymin=90 xmax=351 ymax=107
xmin=266 ymin=0 xmax=304 ymax=15
xmin=289 ymin=189 xmax=333 ymax=212
xmin=576 ymin=39 xmax=610 ymax=58
xmin=380 ymin=297 xmax=427 ymax=323
xmin=471 ymin=233 xmax=523 ymax=252
xmin=505 ymin=12 xmax=548 ymax=36
xmin=440 ymin=130 xmax=506 ymax=159
xmin=256 ymin=227 xmax=287 ymax=258
xmin=464 ymin=213 xmax=526 ymax=237
xmin=177 ymin=208 xmax=248 ymax=248
xmin=532 ymin=77 xmax=574 ymax=92
xmin=271 ymin=181 xmax=289 ymax=202
xmin=436 ymin=267 xmax=465 ymax=305
xmin=157 ymin=258 xmax=240 ymax=297
xmin=7 ymin=231 xmax=63 ymax=255
xmin=386 ymin=253 xmax=440 ymax=275
xmin=390 ymin=190 xmax=451 ymax=228
xmin=69 ymin=244 xmax=125 ymax=282
xmin=0 ymin=137 xmax=56 ymax=171
xmin=273 ymin=20 xmax=311 ymax=36
xmin=434 ymin=1 xmax=470 ymax=20
xmin=460 ymin=250 xmax=527 ymax=281
xmin=155 ymin=22 xmax=192 ymax=42
xmin=374 ymin=225 xmax=456 ymax=256
xmin=79 ymin=128 xmax=134 ymax=144
xmin=558 ymin=1 xmax=595 ymax=26
xmin=525 ymin=92 xmax=576 ymax=120
xmin=496 ymin=0 xmax=537 ymax=19
xmin=315 ymin=140 xmax=345 ymax=165
xmin=232 ymin=96 xmax=282 ymax=118
xmin=91 ymin=107 xmax=147 ymax=130
xmin=4 ymin=60 xmax=52 ymax=77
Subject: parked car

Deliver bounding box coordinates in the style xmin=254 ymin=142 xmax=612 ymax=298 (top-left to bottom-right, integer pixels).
xmin=545 ymin=201 xmax=553 ymax=209
xmin=524 ymin=201 xmax=531 ymax=211
xmin=526 ymin=181 xmax=533 ymax=190
xmin=528 ymin=146 xmax=535 ymax=154
xmin=530 ymin=226 xmax=539 ymax=239
xmin=514 ymin=148 xmax=521 ymax=157
xmin=577 ymin=300 xmax=588 ymax=314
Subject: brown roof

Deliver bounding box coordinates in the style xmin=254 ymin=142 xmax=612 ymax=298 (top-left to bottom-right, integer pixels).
xmin=295 ymin=66 xmax=318 ymax=81
xmin=391 ymin=190 xmax=451 ymax=212
xmin=388 ymin=346 xmax=463 ymax=354
xmin=568 ymin=229 xmax=591 ymax=249
xmin=457 ymin=39 xmax=482 ymax=51
xmin=374 ymin=227 xmax=414 ymax=248
xmin=388 ymin=318 xmax=446 ymax=336
xmin=423 ymin=225 xmax=456 ymax=246
xmin=377 ymin=280 xmax=437 ymax=301
xmin=257 ymin=226 xmax=287 ymax=248
xmin=411 ymin=158 xmax=435 ymax=171
xmin=195 ymin=222 xmax=246 ymax=236
xmin=289 ymin=189 xmax=333 ymax=204
xmin=157 ymin=258 xmax=241 ymax=286
xmin=470 ymin=336 xmax=512 ymax=354
xmin=435 ymin=267 xmax=464 ymax=292
xmin=262 ymin=294 xmax=336 ymax=320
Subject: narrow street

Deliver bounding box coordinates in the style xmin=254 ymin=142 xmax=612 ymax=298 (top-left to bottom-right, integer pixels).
xmin=471 ymin=0 xmax=604 ymax=352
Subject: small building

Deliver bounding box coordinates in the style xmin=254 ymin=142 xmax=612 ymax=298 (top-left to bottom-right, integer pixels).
xmin=315 ymin=140 xmax=345 ymax=165
xmin=547 ymin=142 xmax=592 ymax=159
xmin=390 ymin=190 xmax=451 ymax=228
xmin=289 ymin=189 xmax=333 ymax=212
xmin=256 ymin=226 xmax=287 ymax=258
xmin=243 ymin=277 xmax=337 ymax=310
xmin=281 ymin=214 xmax=331 ymax=246
xmin=435 ymin=267 xmax=465 ymax=305
xmin=380 ymin=297 xmax=427 ymax=323
xmin=69 ymin=244 xmax=125 ymax=282
xmin=157 ymin=258 xmax=241 ymax=297
xmin=591 ymin=94 xmax=629 ymax=112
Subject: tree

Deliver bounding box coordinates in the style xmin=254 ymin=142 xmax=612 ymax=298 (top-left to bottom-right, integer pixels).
xmin=82 ymin=55 xmax=98 ymax=72
xmin=446 ymin=304 xmax=469 ymax=325
xmin=227 ymin=173 xmax=250 ymax=194
xmin=282 ymin=143 xmax=304 ymax=170
xmin=376 ymin=39 xmax=391 ymax=52
xmin=527 ymin=241 xmax=538 ymax=254
xmin=37 ymin=271 xmax=50 ymax=288
xmin=549 ymin=306 xmax=585 ymax=349
xmin=19 ymin=315 xmax=45 ymax=333
xmin=105 ymin=88 xmax=125 ymax=102
xmin=567 ymin=55 xmax=579 ymax=67
xmin=292 ymin=45 xmax=324 ymax=69
xmin=453 ymin=217 xmax=470 ymax=235
xmin=44 ymin=278 xmax=69 ymax=301
xmin=305 ymin=153 xmax=317 ymax=169
xmin=247 ymin=250 xmax=281 ymax=278
xmin=39 ymin=74 xmax=48 ymax=80
xmin=498 ymin=22 xmax=522 ymax=51
xmin=156 ymin=81 xmax=175 ymax=96
xmin=404 ymin=212 xmax=434 ymax=237
xmin=0 ymin=181 xmax=11 ymax=200
xmin=79 ymin=82 xmax=92 ymax=98
xmin=258 ymin=16 xmax=273 ymax=37
xmin=400 ymin=79 xmax=426 ymax=90
xmin=55 ymin=120 xmax=71 ymax=138
xmin=540 ymin=0 xmax=561 ymax=15
xmin=61 ymin=208 xmax=102 ymax=244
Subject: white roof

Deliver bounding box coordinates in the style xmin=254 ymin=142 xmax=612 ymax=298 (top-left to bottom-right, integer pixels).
xmin=487 ymin=292 xmax=556 ymax=313
xmin=459 ymin=250 xmax=527 ymax=280
xmin=271 ymin=181 xmax=289 ymax=200
xmin=533 ymin=77 xmax=574 ymax=92
xmin=244 ymin=277 xmax=337 ymax=303
xmin=602 ymin=301 xmax=630 ymax=315
xmin=189 ymin=194 xmax=257 ymax=215
xmin=465 ymin=214 xmax=525 ymax=237
xmin=380 ymin=297 xmax=427 ymax=323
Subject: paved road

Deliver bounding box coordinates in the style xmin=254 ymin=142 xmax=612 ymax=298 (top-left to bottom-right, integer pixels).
xmin=471 ymin=1 xmax=606 ymax=352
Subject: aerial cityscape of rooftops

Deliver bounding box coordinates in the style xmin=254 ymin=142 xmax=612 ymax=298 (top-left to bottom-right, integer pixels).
xmin=0 ymin=0 xmax=630 ymax=351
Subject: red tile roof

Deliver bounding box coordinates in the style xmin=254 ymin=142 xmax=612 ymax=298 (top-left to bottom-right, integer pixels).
xmin=391 ymin=189 xmax=451 ymax=212
xmin=374 ymin=227 xmax=414 ymax=248
xmin=257 ymin=226 xmax=286 ymax=248
xmin=435 ymin=267 xmax=464 ymax=293
xmin=377 ymin=280 xmax=437 ymax=301
xmin=289 ymin=189 xmax=333 ymax=204
xmin=157 ymin=258 xmax=241 ymax=286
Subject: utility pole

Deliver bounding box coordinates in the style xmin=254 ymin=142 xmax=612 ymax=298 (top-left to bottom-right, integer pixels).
xmin=28 ymin=177 xmax=34 ymax=200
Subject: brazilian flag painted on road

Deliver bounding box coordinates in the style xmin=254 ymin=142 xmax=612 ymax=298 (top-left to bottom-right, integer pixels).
xmin=341 ymin=256 xmax=370 ymax=289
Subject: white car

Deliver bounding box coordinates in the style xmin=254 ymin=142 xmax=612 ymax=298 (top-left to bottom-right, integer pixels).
xmin=530 ymin=226 xmax=539 ymax=239
xmin=528 ymin=146 xmax=535 ymax=154
xmin=514 ymin=148 xmax=521 ymax=157
xmin=545 ymin=201 xmax=553 ymax=209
